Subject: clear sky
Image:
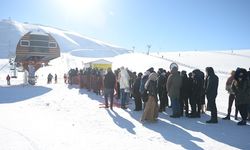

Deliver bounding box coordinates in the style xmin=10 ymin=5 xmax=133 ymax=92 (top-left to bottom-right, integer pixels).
xmin=1 ymin=0 xmax=250 ymax=52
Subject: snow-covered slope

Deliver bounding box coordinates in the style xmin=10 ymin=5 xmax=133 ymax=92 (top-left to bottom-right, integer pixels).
xmin=0 ymin=50 xmax=250 ymax=150
xmin=0 ymin=19 xmax=130 ymax=58
xmin=152 ymin=50 xmax=250 ymax=75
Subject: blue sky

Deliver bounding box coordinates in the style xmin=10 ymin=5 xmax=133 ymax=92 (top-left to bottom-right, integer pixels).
xmin=1 ymin=0 xmax=250 ymax=52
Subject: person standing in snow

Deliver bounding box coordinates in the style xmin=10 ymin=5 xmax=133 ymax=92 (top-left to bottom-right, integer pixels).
xmin=189 ymin=69 xmax=203 ymax=118
xmin=141 ymin=72 xmax=159 ymax=122
xmin=166 ymin=66 xmax=182 ymax=118
xmin=54 ymin=74 xmax=57 ymax=83
xmin=103 ymin=68 xmax=116 ymax=110
xmin=63 ymin=73 xmax=67 ymax=84
xmin=157 ymin=68 xmax=168 ymax=112
xmin=232 ymin=68 xmax=250 ymax=125
xmin=180 ymin=70 xmax=190 ymax=116
xmin=47 ymin=73 xmax=53 ymax=84
xmin=6 ymin=74 xmax=10 ymax=85
xmin=223 ymin=70 xmax=238 ymax=120
xmin=133 ymin=72 xmax=143 ymax=111
xmin=205 ymin=67 xmax=219 ymax=123
xmin=118 ymin=66 xmax=130 ymax=109
xmin=140 ymin=67 xmax=154 ymax=109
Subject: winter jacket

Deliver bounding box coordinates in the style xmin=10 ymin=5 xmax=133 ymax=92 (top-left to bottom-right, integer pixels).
xmin=166 ymin=67 xmax=182 ymax=99
xmin=180 ymin=74 xmax=190 ymax=99
xmin=232 ymin=79 xmax=250 ymax=105
xmin=157 ymin=73 xmax=167 ymax=94
xmin=225 ymin=75 xmax=235 ymax=94
xmin=192 ymin=71 xmax=204 ymax=101
xmin=139 ymin=72 xmax=149 ymax=94
xmin=133 ymin=77 xmax=141 ymax=96
xmin=205 ymin=67 xmax=219 ymax=99
xmin=145 ymin=72 xmax=158 ymax=100
xmin=118 ymin=68 xmax=130 ymax=89
xmin=104 ymin=71 xmax=116 ymax=89
xmin=6 ymin=75 xmax=10 ymax=81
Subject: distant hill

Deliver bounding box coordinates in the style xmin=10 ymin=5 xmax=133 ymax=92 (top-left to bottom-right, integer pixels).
xmin=0 ymin=19 xmax=130 ymax=58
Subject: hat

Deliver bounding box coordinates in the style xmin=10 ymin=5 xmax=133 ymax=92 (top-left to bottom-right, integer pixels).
xmin=147 ymin=67 xmax=154 ymax=73
xmin=170 ymin=63 xmax=178 ymax=71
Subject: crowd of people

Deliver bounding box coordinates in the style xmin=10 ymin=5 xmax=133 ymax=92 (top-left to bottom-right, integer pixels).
xmin=64 ymin=66 xmax=250 ymax=125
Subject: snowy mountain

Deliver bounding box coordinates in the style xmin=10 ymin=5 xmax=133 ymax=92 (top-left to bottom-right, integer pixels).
xmin=0 ymin=19 xmax=130 ymax=58
xmin=1 ymin=19 xmax=250 ymax=150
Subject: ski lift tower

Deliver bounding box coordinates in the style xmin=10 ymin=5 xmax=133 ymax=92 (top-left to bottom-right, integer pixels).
xmin=147 ymin=44 xmax=151 ymax=55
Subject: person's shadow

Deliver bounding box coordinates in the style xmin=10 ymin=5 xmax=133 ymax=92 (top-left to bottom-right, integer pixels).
xmin=169 ymin=112 xmax=250 ymax=149
xmin=127 ymin=109 xmax=204 ymax=150
xmin=106 ymin=109 xmax=136 ymax=135
xmin=0 ymin=85 xmax=52 ymax=103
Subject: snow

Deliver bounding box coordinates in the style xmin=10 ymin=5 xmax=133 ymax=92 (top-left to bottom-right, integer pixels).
xmin=0 ymin=48 xmax=250 ymax=150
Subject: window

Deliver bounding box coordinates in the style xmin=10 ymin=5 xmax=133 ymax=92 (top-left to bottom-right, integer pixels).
xmin=20 ymin=40 xmax=30 ymax=47
xmin=30 ymin=41 xmax=49 ymax=47
xmin=49 ymin=42 xmax=57 ymax=48
xmin=30 ymin=34 xmax=49 ymax=41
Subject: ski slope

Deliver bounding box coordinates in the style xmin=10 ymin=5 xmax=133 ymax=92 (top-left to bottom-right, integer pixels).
xmin=0 ymin=49 xmax=250 ymax=150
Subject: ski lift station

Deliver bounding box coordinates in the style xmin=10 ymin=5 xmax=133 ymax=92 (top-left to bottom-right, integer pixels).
xmin=15 ymin=31 xmax=60 ymax=84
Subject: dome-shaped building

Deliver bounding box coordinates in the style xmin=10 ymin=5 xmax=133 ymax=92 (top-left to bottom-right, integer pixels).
xmin=15 ymin=31 xmax=60 ymax=84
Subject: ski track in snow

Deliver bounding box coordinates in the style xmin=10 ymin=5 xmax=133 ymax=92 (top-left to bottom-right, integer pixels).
xmin=0 ymin=125 xmax=39 ymax=150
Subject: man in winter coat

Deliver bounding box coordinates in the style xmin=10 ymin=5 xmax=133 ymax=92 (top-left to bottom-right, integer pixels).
xmin=223 ymin=70 xmax=238 ymax=120
xmin=205 ymin=67 xmax=219 ymax=123
xmin=167 ymin=66 xmax=182 ymax=118
xmin=103 ymin=68 xmax=116 ymax=110
xmin=232 ymin=68 xmax=250 ymax=125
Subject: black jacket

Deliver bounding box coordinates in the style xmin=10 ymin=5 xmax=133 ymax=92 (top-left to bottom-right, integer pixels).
xmin=205 ymin=67 xmax=219 ymax=99
xmin=146 ymin=80 xmax=158 ymax=100
xmin=133 ymin=77 xmax=141 ymax=96
xmin=180 ymin=74 xmax=190 ymax=99
xmin=104 ymin=71 xmax=116 ymax=89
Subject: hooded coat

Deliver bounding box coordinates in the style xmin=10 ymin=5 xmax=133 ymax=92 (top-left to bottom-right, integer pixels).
xmin=166 ymin=67 xmax=182 ymax=99
xmin=232 ymin=68 xmax=250 ymax=105
xmin=141 ymin=72 xmax=159 ymax=122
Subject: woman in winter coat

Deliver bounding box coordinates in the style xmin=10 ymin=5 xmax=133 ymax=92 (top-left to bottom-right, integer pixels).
xmin=141 ymin=72 xmax=159 ymax=122
xmin=232 ymin=68 xmax=250 ymax=125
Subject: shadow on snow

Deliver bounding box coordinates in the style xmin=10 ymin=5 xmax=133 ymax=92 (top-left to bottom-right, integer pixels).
xmin=0 ymin=85 xmax=52 ymax=103
xmin=72 ymin=88 xmax=250 ymax=149
xmin=106 ymin=109 xmax=136 ymax=135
